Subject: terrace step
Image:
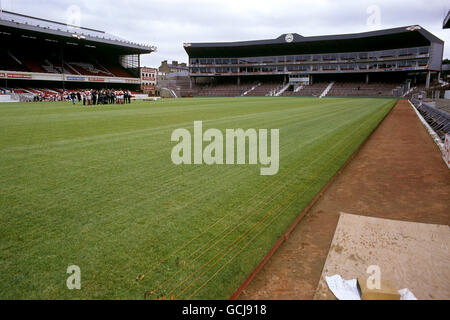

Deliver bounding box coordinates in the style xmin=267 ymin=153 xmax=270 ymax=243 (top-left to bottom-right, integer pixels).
xmin=275 ymin=83 xmax=290 ymax=96
xmin=319 ymin=82 xmax=334 ymax=98
xmin=294 ymin=85 xmax=304 ymax=93
xmin=242 ymin=83 xmax=261 ymax=96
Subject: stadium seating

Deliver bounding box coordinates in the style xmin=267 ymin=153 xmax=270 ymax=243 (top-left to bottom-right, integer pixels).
xmin=192 ymin=82 xmax=284 ymax=97
xmin=327 ymin=81 xmax=399 ymax=97
xmin=193 ymin=81 xmax=404 ymax=98
xmin=0 ymin=50 xmax=135 ymax=78
xmin=22 ymin=58 xmax=48 ymax=73
xmin=245 ymin=83 xmax=282 ymax=96
xmin=194 ymin=84 xmax=253 ymax=97
xmin=105 ymin=65 xmax=135 ymax=78
xmin=282 ymin=83 xmax=329 ymax=97
xmin=66 ymin=61 xmax=110 ymax=77
xmin=0 ymin=50 xmax=28 ymax=72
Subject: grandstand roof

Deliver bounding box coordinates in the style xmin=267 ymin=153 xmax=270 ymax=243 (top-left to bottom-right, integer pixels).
xmin=0 ymin=10 xmax=155 ymax=54
xmin=184 ymin=26 xmax=443 ymax=58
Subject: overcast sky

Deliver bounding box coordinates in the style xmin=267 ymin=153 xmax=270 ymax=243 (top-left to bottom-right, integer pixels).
xmin=1 ymin=0 xmax=449 ymax=67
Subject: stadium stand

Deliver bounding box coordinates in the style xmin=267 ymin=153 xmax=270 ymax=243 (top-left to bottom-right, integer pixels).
xmin=184 ymin=26 xmax=443 ymax=98
xmin=327 ymin=81 xmax=402 ymax=97
xmin=0 ymin=11 xmax=155 ymax=94
xmin=191 ymin=80 xmax=414 ymax=98
xmin=2 ymin=49 xmax=137 ymax=78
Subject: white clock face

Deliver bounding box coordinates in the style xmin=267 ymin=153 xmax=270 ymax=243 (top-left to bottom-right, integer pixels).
xmin=285 ymin=33 xmax=294 ymax=43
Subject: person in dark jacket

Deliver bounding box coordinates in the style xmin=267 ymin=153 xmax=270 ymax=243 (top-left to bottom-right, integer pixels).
xmin=98 ymin=90 xmax=104 ymax=105
xmin=108 ymin=90 xmax=113 ymax=104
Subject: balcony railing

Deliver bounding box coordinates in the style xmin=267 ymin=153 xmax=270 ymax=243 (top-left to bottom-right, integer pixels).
xmin=189 ymin=63 xmax=429 ymax=76
xmin=189 ymin=46 xmax=431 ymax=68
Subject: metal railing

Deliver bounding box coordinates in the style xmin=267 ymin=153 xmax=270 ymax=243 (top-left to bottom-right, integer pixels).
xmin=410 ymin=98 xmax=450 ymax=141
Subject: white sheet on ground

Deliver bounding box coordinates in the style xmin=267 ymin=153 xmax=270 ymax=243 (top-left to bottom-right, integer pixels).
xmin=325 ymin=274 xmax=417 ymax=300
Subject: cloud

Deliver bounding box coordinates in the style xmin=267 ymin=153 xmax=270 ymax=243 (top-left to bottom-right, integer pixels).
xmin=3 ymin=0 xmax=450 ymax=67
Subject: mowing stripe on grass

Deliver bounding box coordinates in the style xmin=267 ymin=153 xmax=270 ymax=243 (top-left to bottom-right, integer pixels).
xmin=0 ymin=98 xmax=395 ymax=299
xmin=181 ymin=102 xmax=393 ymax=299
xmin=138 ymin=100 xmax=374 ymax=278
xmin=147 ymin=101 xmax=393 ymax=299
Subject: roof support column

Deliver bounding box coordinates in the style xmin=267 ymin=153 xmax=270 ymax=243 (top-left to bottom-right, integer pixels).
xmin=366 ymin=73 xmax=369 ymax=84
xmin=61 ymin=46 xmax=65 ymax=91
xmin=425 ymin=71 xmax=431 ymax=89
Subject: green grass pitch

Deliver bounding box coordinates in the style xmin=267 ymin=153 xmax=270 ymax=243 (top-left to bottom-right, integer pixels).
xmin=0 ymin=97 xmax=396 ymax=299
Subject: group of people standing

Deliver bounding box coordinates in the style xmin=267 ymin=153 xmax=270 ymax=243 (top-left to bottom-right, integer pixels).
xmin=69 ymin=89 xmax=133 ymax=106
xmin=33 ymin=94 xmax=63 ymax=102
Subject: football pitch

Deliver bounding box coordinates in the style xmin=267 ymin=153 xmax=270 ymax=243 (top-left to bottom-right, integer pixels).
xmin=0 ymin=97 xmax=396 ymax=299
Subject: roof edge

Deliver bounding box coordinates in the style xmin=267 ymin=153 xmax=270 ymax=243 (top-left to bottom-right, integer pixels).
xmin=184 ymin=25 xmax=444 ymax=49
xmin=0 ymin=10 xmax=156 ymax=53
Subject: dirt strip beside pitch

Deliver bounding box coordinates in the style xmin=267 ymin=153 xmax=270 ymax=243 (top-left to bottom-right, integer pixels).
xmin=238 ymin=99 xmax=450 ymax=300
